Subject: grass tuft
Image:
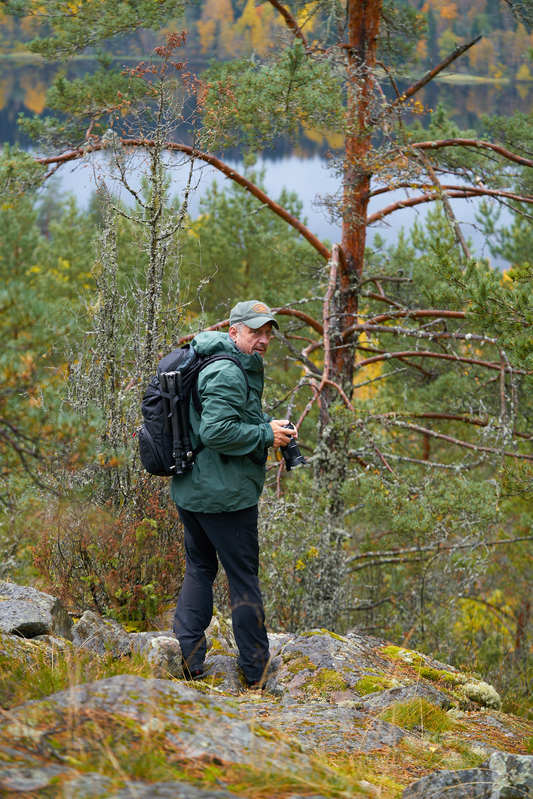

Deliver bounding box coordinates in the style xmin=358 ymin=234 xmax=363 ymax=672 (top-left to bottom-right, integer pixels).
xmin=380 ymin=698 xmax=456 ymax=733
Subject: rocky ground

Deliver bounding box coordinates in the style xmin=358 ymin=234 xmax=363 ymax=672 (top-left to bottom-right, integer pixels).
xmin=0 ymin=580 xmax=531 ymax=798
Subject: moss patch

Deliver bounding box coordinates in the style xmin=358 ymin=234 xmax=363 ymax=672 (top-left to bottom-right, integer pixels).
xmin=380 ymin=698 xmax=456 ymax=733
xmin=381 ymin=645 xmax=424 ymax=666
xmin=419 ymin=666 xmax=465 ymax=686
xmin=301 ymin=629 xmax=348 ymax=642
xmin=355 ymin=674 xmax=399 ymax=695
xmin=303 ymin=667 xmax=349 ymax=697
xmin=283 ymin=653 xmax=315 ymax=675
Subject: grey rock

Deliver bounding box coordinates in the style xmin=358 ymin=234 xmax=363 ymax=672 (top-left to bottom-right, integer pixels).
xmin=485 ymin=752 xmax=533 ymax=797
xmin=253 ymin=702 xmax=406 ymax=753
xmin=63 ymin=773 xmax=114 ymax=798
xmin=129 ymin=630 xmax=175 ymax=653
xmin=0 ymin=764 xmax=67 ymax=791
xmin=0 ymin=580 xmax=72 ymax=639
xmin=33 ymin=634 xmax=73 ymax=649
xmin=72 ymin=610 xmax=132 ymax=657
xmin=204 ymin=652 xmax=243 ymax=692
xmin=3 ymin=675 xmax=308 ymax=772
xmin=0 ymin=630 xmax=49 ymax=663
xmin=130 ymin=633 xmax=183 ymax=678
xmin=268 ymin=629 xmax=396 ymax=701
xmin=478 ymin=716 xmax=520 ymax=739
xmin=358 ymin=683 xmax=452 ymax=713
xmin=402 ymin=767 xmax=493 ymax=798
xmin=109 ymin=781 xmax=248 ymax=798
xmin=402 ymin=754 xmax=533 ymax=799
xmin=267 ymin=631 xmax=292 ymax=655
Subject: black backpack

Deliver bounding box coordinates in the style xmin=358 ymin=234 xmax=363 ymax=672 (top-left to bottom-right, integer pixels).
xmin=137 ymin=344 xmax=249 ymax=477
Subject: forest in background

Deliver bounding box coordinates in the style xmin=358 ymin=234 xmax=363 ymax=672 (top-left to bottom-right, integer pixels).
xmin=1 ymin=0 xmax=533 ymax=75
xmin=0 ymin=0 xmax=532 ymax=719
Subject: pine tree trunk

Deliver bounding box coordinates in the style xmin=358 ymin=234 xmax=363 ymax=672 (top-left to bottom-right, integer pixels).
xmin=311 ymin=1 xmax=382 ymax=628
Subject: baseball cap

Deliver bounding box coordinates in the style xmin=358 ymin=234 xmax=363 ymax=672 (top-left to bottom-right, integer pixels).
xmin=229 ymin=300 xmax=279 ymax=330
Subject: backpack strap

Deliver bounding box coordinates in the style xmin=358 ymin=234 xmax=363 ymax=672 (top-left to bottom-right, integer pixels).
xmin=191 ymin=354 xmax=250 ymax=415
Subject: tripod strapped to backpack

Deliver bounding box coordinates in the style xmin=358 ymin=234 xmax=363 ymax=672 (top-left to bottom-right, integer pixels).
xmin=160 ymin=370 xmax=195 ymax=476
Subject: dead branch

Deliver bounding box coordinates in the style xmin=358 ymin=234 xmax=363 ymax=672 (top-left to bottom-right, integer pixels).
xmin=177 ymin=307 xmax=323 ymax=346
xmin=374 ymin=411 xmax=531 ymax=440
xmin=370 ymin=183 xmax=533 ymax=204
xmin=355 ymin=343 xmax=433 ymax=376
xmin=347 ymin=535 xmax=533 ymax=565
xmin=265 ymin=0 xmax=308 ymax=47
xmin=390 ymin=36 xmax=483 ymax=111
xmin=353 ymin=322 xmax=497 ymax=346
xmin=355 ymin=349 xmax=528 ymax=374
xmin=382 ymin=419 xmax=533 ymax=461
xmin=416 ymin=150 xmax=471 ymax=260
xmin=318 ymin=244 xmax=340 ymax=393
xmin=368 ymin=187 xmax=533 ymax=225
xmin=457 ymin=594 xmax=516 ymax=624
xmin=364 ymin=291 xmax=405 ymax=309
xmin=372 ymin=452 xmax=484 ymax=470
xmin=411 ymin=139 xmax=533 ymax=168
xmin=349 ymin=309 xmax=466 ymax=333
xmin=37 ymin=139 xmax=331 ymax=262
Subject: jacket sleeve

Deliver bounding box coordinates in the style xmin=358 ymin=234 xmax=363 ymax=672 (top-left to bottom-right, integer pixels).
xmin=198 ymin=362 xmax=274 ymax=455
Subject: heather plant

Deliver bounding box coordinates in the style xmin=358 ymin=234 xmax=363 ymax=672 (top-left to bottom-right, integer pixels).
xmin=32 ymin=488 xmax=184 ymax=623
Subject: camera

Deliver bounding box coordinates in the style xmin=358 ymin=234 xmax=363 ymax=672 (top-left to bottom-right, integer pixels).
xmin=280 ymin=423 xmax=306 ymax=471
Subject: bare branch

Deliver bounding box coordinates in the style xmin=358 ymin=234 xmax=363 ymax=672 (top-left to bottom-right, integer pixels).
xmin=382 ymin=419 xmax=533 ymax=461
xmin=37 ymin=139 xmax=331 ymax=262
xmin=348 ymin=535 xmax=533 ymax=567
xmin=353 ymin=322 xmax=498 ymax=346
xmin=416 ymin=150 xmax=471 ymax=260
xmin=390 ymin=36 xmax=482 ymax=110
xmin=368 ymin=187 xmax=533 ymax=225
xmin=457 ymin=594 xmax=516 ymax=624
xmin=411 ymin=139 xmax=533 ymax=168
xmin=265 ymin=0 xmax=308 ymax=46
xmin=371 ymin=452 xmax=484 ymax=470
xmin=375 ymin=411 xmax=532 ymax=440
xmin=355 ymin=348 xmax=528 ymax=374
xmin=318 ymin=245 xmax=340 ymax=393
xmin=355 ymin=309 xmax=467 ymax=329
xmin=177 ymin=306 xmax=323 ymax=346
xmin=370 ymin=183 xmax=533 ymax=203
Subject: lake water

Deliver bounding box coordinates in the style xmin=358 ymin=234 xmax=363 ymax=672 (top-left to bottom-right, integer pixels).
xmin=53 ymin=148 xmax=509 ymax=266
xmin=4 ymin=61 xmax=529 ymax=267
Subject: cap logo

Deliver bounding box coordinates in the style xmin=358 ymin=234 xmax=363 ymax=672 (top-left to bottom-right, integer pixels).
xmin=252 ymin=303 xmax=269 ymax=313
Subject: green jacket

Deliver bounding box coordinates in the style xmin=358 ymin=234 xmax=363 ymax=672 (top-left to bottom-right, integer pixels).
xmin=170 ymin=331 xmax=274 ymax=513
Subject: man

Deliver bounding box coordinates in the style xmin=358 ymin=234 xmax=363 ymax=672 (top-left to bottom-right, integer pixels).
xmin=171 ymin=300 xmax=296 ymax=688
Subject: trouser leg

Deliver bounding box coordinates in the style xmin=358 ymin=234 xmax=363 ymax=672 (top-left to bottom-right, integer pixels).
xmin=175 ymin=505 xmax=269 ymax=685
xmin=173 ymin=507 xmax=218 ymax=672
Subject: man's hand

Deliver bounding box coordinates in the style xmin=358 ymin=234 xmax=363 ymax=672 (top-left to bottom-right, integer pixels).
xmin=269 ymin=420 xmax=297 ymax=448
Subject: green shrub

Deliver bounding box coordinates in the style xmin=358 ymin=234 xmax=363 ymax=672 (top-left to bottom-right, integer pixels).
xmin=32 ymin=488 xmax=184 ymax=623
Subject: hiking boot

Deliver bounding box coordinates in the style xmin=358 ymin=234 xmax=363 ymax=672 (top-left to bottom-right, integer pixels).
xmin=182 ymin=662 xmax=204 ymax=681
xmin=245 ymin=679 xmax=265 ymax=691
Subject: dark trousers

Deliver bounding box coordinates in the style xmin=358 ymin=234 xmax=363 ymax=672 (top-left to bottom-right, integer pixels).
xmin=173 ymin=504 xmax=270 ymax=684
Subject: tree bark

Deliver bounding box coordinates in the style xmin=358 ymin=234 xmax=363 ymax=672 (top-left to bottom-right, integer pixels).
xmin=337 ymin=0 xmax=383 ymax=395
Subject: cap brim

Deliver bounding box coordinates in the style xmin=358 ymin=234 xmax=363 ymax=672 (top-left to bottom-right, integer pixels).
xmin=245 ymin=315 xmax=279 ymax=330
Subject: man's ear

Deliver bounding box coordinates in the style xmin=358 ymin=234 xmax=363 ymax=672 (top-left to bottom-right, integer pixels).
xmin=228 ymin=325 xmax=238 ymax=342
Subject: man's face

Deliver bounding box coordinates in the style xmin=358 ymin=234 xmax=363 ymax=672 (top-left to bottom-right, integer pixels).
xmin=229 ymin=322 xmax=274 ymax=357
